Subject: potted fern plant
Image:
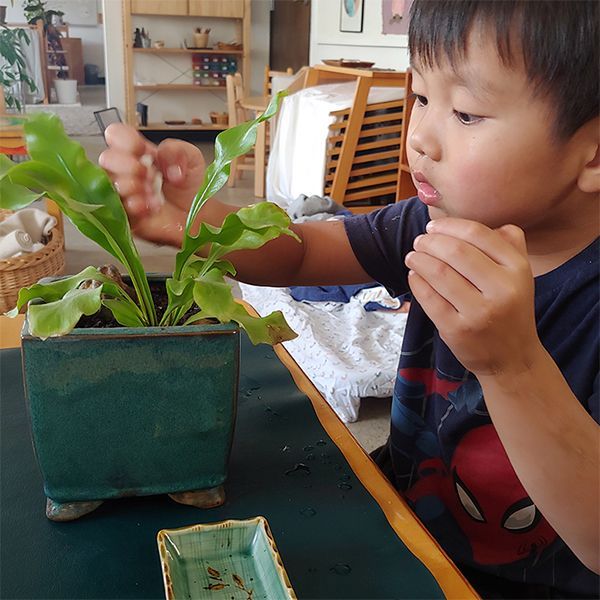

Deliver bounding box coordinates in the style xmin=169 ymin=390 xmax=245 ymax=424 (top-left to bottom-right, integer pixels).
xmin=0 ymin=94 xmax=298 ymax=521
xmin=0 ymin=23 xmax=37 ymax=111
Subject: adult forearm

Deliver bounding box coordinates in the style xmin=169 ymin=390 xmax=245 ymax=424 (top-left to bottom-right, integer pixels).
xmin=478 ymin=347 xmax=600 ymax=573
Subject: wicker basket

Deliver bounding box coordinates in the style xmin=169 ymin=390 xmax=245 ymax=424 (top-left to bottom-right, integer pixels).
xmin=210 ymin=111 xmax=229 ymax=126
xmin=0 ymin=209 xmax=65 ymax=313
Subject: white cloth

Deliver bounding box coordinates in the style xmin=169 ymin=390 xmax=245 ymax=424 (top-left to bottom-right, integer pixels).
xmin=22 ymin=29 xmax=46 ymax=104
xmin=0 ymin=230 xmax=33 ymax=259
xmin=239 ymin=282 xmax=407 ymax=423
xmin=266 ymin=82 xmax=405 ymax=209
xmin=0 ymin=208 xmax=56 ymax=259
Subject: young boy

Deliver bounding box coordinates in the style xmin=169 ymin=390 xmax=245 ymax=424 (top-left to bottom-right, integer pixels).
xmin=100 ymin=1 xmax=599 ymax=596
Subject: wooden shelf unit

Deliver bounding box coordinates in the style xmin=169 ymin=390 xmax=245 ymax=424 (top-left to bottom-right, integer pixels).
xmin=124 ymin=0 xmax=250 ymax=132
xmin=139 ymin=122 xmax=226 ymax=131
xmin=132 ymin=47 xmax=243 ymax=55
xmin=133 ymin=84 xmax=225 ymax=90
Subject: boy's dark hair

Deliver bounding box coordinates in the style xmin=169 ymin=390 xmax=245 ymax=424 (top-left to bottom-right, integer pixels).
xmin=408 ymin=0 xmax=599 ymax=140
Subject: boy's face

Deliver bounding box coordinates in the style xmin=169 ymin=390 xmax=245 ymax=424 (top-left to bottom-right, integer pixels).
xmin=407 ymin=30 xmax=586 ymax=230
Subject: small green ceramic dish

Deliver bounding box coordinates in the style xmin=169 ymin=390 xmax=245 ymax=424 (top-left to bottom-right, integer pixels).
xmin=157 ymin=517 xmax=297 ymax=600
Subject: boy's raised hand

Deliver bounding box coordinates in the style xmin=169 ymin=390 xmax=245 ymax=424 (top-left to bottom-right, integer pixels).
xmin=99 ymin=123 xmax=206 ymax=246
xmin=405 ymin=219 xmax=541 ymax=378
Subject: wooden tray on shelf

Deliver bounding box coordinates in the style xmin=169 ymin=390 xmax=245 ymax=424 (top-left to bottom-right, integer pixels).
xmin=322 ymin=59 xmax=375 ymax=69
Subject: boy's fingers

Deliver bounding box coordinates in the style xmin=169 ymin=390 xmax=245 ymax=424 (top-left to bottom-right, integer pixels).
xmin=426 ymin=218 xmax=527 ymax=265
xmin=124 ymin=195 xmax=152 ymax=218
xmin=412 ymin=232 xmax=498 ymax=293
xmin=405 ymin=250 xmax=481 ymax=312
xmin=495 ymin=224 xmax=528 ymax=254
xmin=99 ymin=149 xmax=148 ymax=179
xmin=104 ymin=122 xmax=155 ymax=157
xmin=113 ymin=176 xmax=146 ymax=198
xmin=156 ymin=139 xmax=206 ymax=187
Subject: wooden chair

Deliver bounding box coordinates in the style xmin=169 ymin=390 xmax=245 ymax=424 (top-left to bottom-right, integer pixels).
xmin=225 ymin=72 xmax=254 ymax=187
xmin=395 ymin=69 xmax=417 ymax=202
xmin=262 ymin=66 xmax=294 ymax=97
xmin=0 ymin=88 xmax=27 ymax=157
xmin=287 ymin=64 xmax=416 ymax=213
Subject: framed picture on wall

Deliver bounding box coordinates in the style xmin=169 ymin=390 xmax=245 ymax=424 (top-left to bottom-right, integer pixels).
xmin=340 ymin=0 xmax=364 ymax=33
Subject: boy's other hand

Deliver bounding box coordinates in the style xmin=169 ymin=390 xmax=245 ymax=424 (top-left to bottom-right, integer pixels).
xmin=99 ymin=123 xmax=206 ymax=246
xmin=405 ymin=218 xmax=542 ymax=377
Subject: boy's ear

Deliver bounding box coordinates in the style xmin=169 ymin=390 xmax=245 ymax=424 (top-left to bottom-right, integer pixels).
xmin=577 ymin=118 xmax=600 ymax=194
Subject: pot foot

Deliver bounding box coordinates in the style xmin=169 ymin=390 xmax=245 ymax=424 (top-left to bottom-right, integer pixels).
xmin=46 ymin=497 xmax=104 ymax=521
xmin=168 ymin=485 xmax=225 ymax=509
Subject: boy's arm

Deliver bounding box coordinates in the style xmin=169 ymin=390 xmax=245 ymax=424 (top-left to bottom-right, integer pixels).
xmin=99 ymin=123 xmax=371 ymax=287
xmin=406 ymin=218 xmax=599 ymax=574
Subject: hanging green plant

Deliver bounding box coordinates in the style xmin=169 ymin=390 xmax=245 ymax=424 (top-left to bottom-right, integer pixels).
xmin=0 ymin=24 xmax=37 ymax=110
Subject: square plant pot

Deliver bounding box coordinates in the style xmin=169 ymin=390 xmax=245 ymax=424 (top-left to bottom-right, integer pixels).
xmin=21 ymin=306 xmax=240 ymax=521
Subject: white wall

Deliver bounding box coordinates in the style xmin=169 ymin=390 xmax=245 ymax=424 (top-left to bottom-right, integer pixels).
xmin=102 ymin=0 xmax=125 ymax=111
xmin=5 ymin=0 xmax=106 ymax=76
xmin=310 ymin=0 xmax=409 ymax=70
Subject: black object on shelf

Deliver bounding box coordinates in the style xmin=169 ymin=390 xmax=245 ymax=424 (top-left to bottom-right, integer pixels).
xmin=136 ymin=102 xmax=149 ymax=127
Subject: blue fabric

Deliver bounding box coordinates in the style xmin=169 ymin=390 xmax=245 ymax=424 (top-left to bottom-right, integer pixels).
xmin=289 ymin=282 xmax=377 ymax=303
xmin=344 ymin=197 xmax=600 ymax=598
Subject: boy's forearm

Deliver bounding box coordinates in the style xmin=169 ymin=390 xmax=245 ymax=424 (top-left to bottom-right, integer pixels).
xmin=193 ymin=200 xmax=368 ymax=287
xmin=478 ymin=348 xmax=600 ymax=573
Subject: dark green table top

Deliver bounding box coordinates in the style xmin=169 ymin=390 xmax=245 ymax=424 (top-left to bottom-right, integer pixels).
xmin=0 ymin=336 xmax=471 ymax=599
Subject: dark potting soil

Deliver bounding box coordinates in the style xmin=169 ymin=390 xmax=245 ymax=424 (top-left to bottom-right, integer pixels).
xmin=76 ymin=281 xmax=204 ymax=329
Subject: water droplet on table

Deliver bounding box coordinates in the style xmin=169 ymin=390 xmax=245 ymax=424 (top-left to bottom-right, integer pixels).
xmin=285 ymin=463 xmax=311 ymax=477
xmin=329 ymin=563 xmax=352 ymax=575
xmin=338 ymin=482 xmax=352 ymax=490
xmin=300 ymin=507 xmax=316 ymax=517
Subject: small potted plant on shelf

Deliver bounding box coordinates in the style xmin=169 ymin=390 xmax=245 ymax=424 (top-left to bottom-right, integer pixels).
xmin=0 ymin=92 xmax=298 ymax=521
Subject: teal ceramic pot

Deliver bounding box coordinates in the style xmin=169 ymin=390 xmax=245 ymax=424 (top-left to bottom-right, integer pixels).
xmin=21 ymin=305 xmax=239 ymax=521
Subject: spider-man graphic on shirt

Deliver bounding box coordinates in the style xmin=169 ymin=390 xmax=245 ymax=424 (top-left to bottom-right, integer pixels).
xmin=390 ymin=366 xmax=558 ymax=568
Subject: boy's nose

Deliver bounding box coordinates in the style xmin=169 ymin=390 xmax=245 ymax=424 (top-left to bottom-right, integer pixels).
xmin=408 ymin=111 xmax=442 ymax=162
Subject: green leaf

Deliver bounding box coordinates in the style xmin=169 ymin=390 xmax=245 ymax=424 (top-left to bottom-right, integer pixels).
xmin=0 ymin=179 xmax=44 ymax=210
xmin=3 ymin=113 xmax=155 ymax=324
xmin=175 ymin=92 xmax=288 ymax=279
xmin=101 ymin=298 xmax=145 ymax=328
xmin=189 ymin=269 xmax=297 ymax=345
xmin=0 ymin=154 xmax=16 ymax=176
xmin=160 ymin=276 xmax=195 ymax=326
xmin=176 ymin=202 xmax=298 ymax=281
xmin=27 ymin=287 xmax=103 ymax=340
xmin=8 ymin=266 xmax=108 ymax=313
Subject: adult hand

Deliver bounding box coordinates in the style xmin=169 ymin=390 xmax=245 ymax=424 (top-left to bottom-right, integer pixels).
xmin=99 ymin=123 xmax=206 ymax=246
xmin=405 ymin=218 xmax=542 ymax=377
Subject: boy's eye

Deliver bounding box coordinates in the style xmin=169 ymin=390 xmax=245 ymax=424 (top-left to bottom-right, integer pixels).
xmin=454 ymin=111 xmax=483 ymax=125
xmin=413 ymin=94 xmax=428 ymax=107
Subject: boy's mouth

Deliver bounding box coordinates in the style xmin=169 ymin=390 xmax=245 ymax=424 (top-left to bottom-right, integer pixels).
xmin=412 ymin=171 xmax=441 ymax=206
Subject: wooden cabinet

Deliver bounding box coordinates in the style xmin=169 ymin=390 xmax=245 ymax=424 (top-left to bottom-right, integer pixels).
xmin=131 ymin=0 xmax=188 ymax=15
xmin=188 ymin=0 xmax=244 ymax=18
xmin=131 ymin=0 xmax=244 ymax=17
xmin=123 ymin=0 xmax=251 ymax=132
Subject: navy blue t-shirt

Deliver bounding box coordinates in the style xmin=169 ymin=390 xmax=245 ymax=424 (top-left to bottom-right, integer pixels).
xmin=344 ymin=198 xmax=599 ymax=597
